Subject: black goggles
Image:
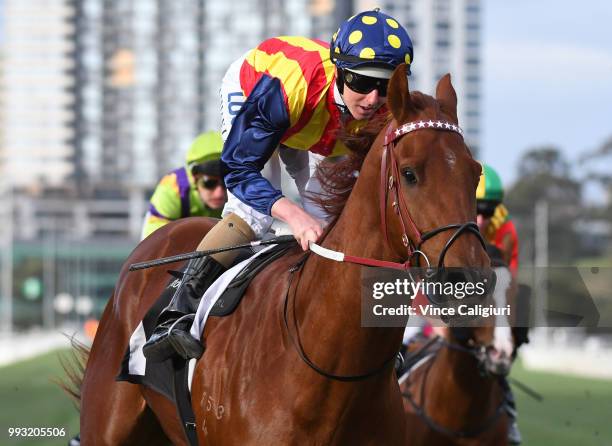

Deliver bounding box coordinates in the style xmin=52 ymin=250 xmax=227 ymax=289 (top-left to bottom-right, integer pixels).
xmin=477 ymin=200 xmax=499 ymax=218
xmin=197 ymin=176 xmax=223 ymax=190
xmin=343 ymin=69 xmax=389 ymax=97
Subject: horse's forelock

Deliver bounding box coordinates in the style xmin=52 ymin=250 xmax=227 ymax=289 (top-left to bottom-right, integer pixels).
xmin=408 ymin=92 xmax=444 ymax=121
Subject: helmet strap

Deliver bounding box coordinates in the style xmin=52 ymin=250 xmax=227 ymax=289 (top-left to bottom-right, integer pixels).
xmin=331 ymin=74 xmax=349 ymax=116
xmin=336 ymin=67 xmax=345 ymax=95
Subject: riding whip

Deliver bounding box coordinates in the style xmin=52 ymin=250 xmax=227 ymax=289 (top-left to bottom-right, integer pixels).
xmin=128 ymin=235 xmax=296 ymax=271
xmin=509 ymin=377 xmax=543 ymax=402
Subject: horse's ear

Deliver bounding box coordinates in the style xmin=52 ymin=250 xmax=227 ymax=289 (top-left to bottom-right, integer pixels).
xmin=435 ymin=73 xmax=458 ymax=123
xmin=387 ymin=63 xmax=415 ymax=123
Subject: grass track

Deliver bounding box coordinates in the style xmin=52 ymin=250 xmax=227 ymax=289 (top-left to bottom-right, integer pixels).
xmin=512 ymin=360 xmax=612 ymax=445
xmin=0 ymin=350 xmax=611 ymax=445
xmin=1 ymin=349 xmax=79 ymax=446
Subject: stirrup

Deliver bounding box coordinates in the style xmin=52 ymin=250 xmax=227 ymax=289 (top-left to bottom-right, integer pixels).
xmin=166 ymin=314 xmax=203 ymax=360
xmin=143 ymin=314 xmax=203 ymax=362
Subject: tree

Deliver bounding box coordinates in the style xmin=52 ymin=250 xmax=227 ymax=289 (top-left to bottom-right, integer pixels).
xmin=518 ymin=147 xmax=569 ymax=178
xmin=580 ymin=136 xmax=612 ymax=220
xmin=506 ymin=146 xmax=583 ymax=264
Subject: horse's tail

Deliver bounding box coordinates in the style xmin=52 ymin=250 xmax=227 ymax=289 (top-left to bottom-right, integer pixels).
xmin=57 ymin=335 xmax=90 ymax=411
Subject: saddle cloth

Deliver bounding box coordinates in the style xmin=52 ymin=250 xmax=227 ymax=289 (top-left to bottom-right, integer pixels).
xmin=118 ymin=244 xmax=278 ymax=399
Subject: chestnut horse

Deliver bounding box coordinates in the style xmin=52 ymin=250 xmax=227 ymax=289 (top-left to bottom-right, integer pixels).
xmin=400 ymin=257 xmax=518 ymax=445
xmin=78 ymin=64 xmax=489 ymax=445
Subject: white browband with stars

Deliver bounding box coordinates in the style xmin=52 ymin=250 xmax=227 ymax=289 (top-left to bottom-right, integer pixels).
xmin=385 ymin=120 xmax=464 ymax=146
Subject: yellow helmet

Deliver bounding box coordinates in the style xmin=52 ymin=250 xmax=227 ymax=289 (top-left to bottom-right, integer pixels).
xmin=186 ymin=131 xmax=223 ymax=165
xmin=186 ymin=131 xmax=223 ymax=176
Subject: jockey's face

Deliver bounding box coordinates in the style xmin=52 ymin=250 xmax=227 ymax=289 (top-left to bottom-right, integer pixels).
xmin=195 ymin=174 xmax=227 ymax=210
xmin=338 ymin=68 xmax=386 ymax=120
xmin=476 ymin=214 xmax=490 ymax=232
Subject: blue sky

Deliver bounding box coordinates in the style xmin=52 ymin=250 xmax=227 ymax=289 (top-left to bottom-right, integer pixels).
xmin=482 ymin=0 xmax=612 ymax=185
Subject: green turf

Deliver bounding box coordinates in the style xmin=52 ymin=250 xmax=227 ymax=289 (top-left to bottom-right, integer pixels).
xmin=512 ymin=360 xmax=612 ymax=445
xmin=0 ymin=349 xmax=79 ymax=446
xmin=1 ymin=350 xmax=611 ymax=445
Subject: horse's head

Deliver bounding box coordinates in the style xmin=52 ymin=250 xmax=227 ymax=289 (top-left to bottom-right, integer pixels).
xmin=371 ymin=63 xmax=489 ymax=270
xmin=448 ymin=319 xmax=515 ymax=378
xmin=446 ymin=245 xmax=520 ymax=377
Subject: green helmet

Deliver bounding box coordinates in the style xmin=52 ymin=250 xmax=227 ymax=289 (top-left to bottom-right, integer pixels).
xmin=186 ymin=131 xmax=223 ymax=167
xmin=476 ymin=163 xmax=504 ymax=202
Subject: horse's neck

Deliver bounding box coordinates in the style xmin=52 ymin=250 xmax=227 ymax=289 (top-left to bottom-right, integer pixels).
xmin=428 ymin=347 xmax=499 ymax=415
xmin=293 ymin=173 xmax=404 ymax=377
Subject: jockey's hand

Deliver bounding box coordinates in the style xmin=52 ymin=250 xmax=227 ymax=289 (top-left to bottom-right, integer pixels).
xmin=271 ymin=197 xmax=323 ymax=250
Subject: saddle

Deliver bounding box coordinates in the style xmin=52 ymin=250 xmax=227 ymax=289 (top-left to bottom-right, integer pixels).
xmin=209 ymin=243 xmax=294 ymax=316
xmin=117 ymin=241 xmax=295 ymax=445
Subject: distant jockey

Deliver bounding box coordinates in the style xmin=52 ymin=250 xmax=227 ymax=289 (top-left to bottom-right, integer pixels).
xmin=141 ymin=132 xmax=227 ymax=240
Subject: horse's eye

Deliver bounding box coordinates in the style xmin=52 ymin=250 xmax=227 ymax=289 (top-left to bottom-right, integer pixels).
xmin=402 ymin=168 xmax=418 ymax=184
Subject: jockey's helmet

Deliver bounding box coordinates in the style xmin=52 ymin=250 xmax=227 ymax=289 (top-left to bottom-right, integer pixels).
xmin=330 ymin=9 xmax=413 ymax=83
xmin=186 ymin=131 xmax=224 ymax=177
xmin=476 ymin=163 xmax=504 ymax=217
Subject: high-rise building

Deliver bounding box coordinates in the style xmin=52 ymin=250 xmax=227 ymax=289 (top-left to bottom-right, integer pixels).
xmin=1 ymin=0 xmax=481 ymax=189
xmin=357 ymin=0 xmax=482 ymax=155
xmin=72 ymin=0 xmax=207 ymax=187
xmin=0 ymin=0 xmax=76 ymax=188
xmin=76 ymin=0 xmax=314 ymax=187
xmin=201 ymin=0 xmax=313 ymax=132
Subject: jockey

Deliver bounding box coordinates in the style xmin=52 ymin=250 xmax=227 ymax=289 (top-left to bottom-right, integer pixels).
xmin=143 ymin=9 xmax=414 ymax=362
xmin=141 ymin=131 xmax=227 ymax=240
xmin=477 ymin=163 xmax=523 ymax=445
xmin=476 ymin=163 xmax=519 ymax=277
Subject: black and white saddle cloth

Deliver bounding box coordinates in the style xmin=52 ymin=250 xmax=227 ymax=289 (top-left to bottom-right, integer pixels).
xmin=117 ymin=242 xmax=294 ymax=401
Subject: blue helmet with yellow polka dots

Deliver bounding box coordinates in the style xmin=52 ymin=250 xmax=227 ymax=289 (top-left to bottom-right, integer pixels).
xmin=330 ymin=9 xmax=413 ymax=79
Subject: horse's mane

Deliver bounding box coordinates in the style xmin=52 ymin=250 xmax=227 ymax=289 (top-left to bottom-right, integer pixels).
xmin=312 ymin=92 xmax=438 ymax=221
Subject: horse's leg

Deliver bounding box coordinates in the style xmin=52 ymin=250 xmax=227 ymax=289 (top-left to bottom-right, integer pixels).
xmin=141 ymin=387 xmax=193 ymax=445
xmin=81 ymin=380 xmax=169 ymax=446
xmin=80 ymin=219 xmax=217 ymax=444
xmin=80 ymin=295 xmax=170 ymax=446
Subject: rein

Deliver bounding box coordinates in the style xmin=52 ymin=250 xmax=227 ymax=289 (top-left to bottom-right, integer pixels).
xmin=282 ymin=255 xmax=398 ymax=382
xmin=401 ymin=336 xmax=507 ymax=439
xmin=308 ymin=119 xmax=485 ymax=272
xmin=286 ymin=119 xmax=488 ymax=382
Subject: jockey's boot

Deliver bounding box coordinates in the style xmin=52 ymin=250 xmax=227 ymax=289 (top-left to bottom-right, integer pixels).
xmin=501 ymin=376 xmax=522 ymax=444
xmin=142 ymin=255 xmax=226 ymax=362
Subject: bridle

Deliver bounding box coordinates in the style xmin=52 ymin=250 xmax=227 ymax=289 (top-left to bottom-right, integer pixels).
xmin=307 ymin=118 xmax=487 ymax=272
xmin=283 ymin=119 xmax=489 ymax=382
xmin=401 ymin=334 xmax=507 ymax=439
xmin=380 ymin=119 xmax=486 ymax=269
